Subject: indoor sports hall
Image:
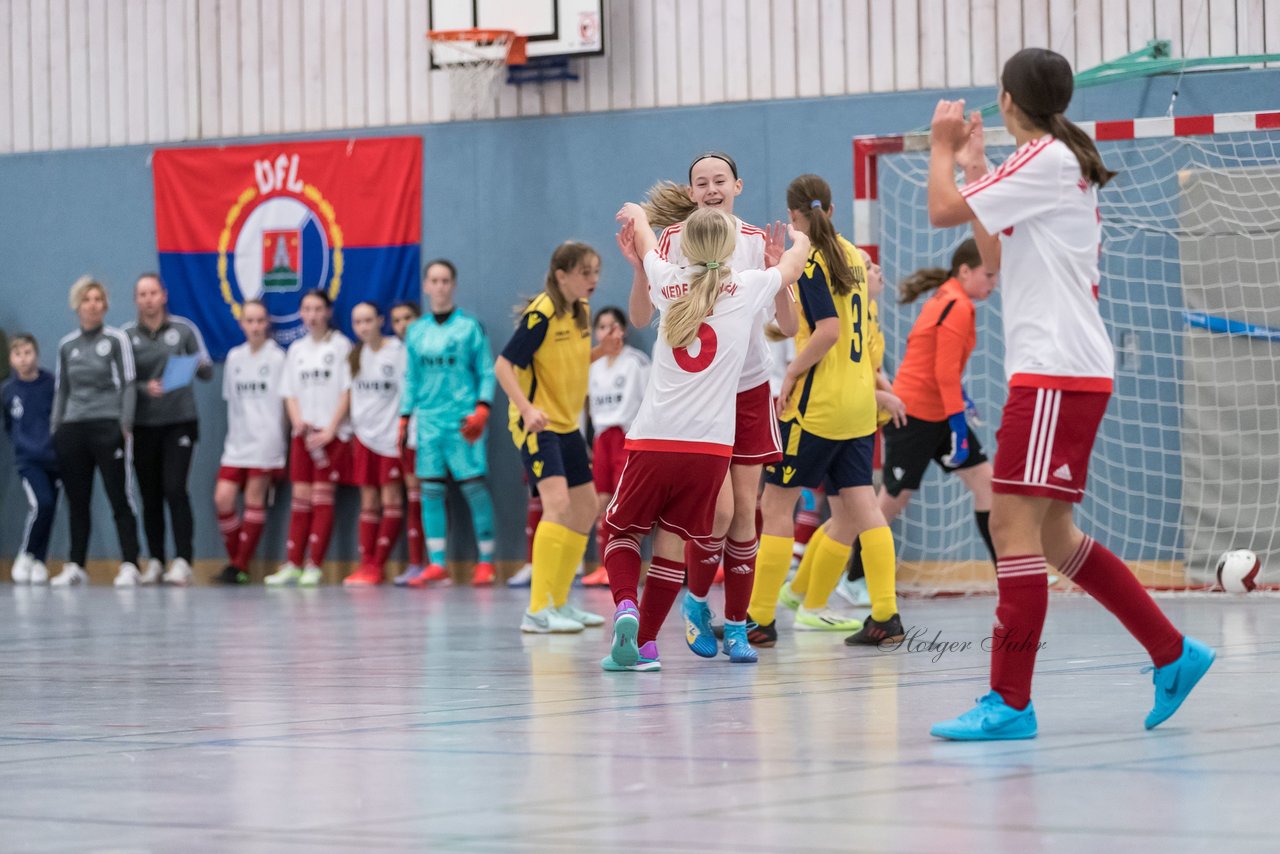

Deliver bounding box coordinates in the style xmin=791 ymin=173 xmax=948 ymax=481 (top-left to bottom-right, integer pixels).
xmin=1 ymin=1 xmax=1278 ymax=851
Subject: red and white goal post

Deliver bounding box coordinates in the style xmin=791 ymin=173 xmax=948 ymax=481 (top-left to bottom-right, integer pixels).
xmin=853 ymin=110 xmax=1280 ymax=594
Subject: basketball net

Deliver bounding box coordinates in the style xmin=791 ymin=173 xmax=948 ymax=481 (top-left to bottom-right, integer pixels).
xmin=426 ymin=30 xmax=527 ymax=120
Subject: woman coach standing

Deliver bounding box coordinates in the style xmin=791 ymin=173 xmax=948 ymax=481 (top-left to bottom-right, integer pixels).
xmin=123 ymin=273 xmax=213 ymax=586
xmin=48 ymin=276 xmax=142 ymax=587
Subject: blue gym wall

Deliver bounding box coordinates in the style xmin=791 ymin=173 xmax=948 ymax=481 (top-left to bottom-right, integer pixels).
xmin=1 ymin=68 xmax=1277 ymax=564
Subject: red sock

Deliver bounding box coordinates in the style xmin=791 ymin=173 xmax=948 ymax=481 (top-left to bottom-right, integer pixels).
xmin=794 ymin=509 xmax=821 ymax=546
xmin=990 ymin=555 xmax=1049 ymax=711
xmin=374 ymin=506 xmax=404 ymax=567
xmin=406 ymin=488 xmax=424 ymax=566
xmin=638 ymin=556 xmax=685 ymax=645
xmin=286 ymin=499 xmax=312 ymax=566
xmin=1059 ymin=536 xmax=1183 ymax=667
xmin=217 ymin=510 xmax=242 ymax=560
xmin=722 ymin=537 xmax=758 ymax=622
xmin=308 ymin=484 xmax=336 ymax=565
xmin=358 ymin=511 xmax=379 ymax=563
xmin=525 ymin=496 xmax=543 ymax=563
xmin=685 ymin=537 xmax=725 ymax=598
xmin=605 ymin=535 xmax=642 ymax=606
xmin=235 ymin=505 xmax=267 ymax=569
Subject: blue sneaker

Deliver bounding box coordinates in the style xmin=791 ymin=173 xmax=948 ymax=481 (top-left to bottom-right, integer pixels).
xmin=930 ymin=691 xmax=1038 ymax=741
xmin=393 ymin=564 xmax=424 ymax=587
xmin=601 ymin=641 xmax=661 ymax=672
xmin=610 ymin=600 xmax=640 ymax=667
xmin=682 ymin=594 xmax=719 ymax=658
xmin=1145 ymin=635 xmax=1215 ymax=730
xmin=722 ymin=622 xmax=758 ymax=663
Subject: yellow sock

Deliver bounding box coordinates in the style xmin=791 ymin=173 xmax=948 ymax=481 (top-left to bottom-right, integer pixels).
xmin=554 ymin=528 xmax=590 ymax=607
xmin=860 ymin=526 xmax=898 ymax=621
xmin=803 ymin=532 xmax=853 ymax=610
xmin=748 ymin=534 xmax=794 ymax=626
xmin=528 ymin=521 xmax=571 ymax=612
xmin=790 ymin=522 xmax=829 ymax=597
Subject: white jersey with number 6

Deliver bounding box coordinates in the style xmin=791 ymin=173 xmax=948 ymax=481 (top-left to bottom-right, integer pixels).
xmin=279 ymin=330 xmax=354 ymax=440
xmin=626 ymin=251 xmax=782 ymax=455
xmin=221 ymin=340 xmax=288 ymax=468
xmin=657 ymin=216 xmax=774 ymax=393
xmin=960 ymin=136 xmax=1114 ymax=391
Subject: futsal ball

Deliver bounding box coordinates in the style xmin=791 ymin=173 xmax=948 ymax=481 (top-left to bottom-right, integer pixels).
xmin=1216 ymin=549 xmax=1262 ymax=593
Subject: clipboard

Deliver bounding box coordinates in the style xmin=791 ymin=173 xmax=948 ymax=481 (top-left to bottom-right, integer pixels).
xmin=160 ymin=354 xmax=200 ymax=392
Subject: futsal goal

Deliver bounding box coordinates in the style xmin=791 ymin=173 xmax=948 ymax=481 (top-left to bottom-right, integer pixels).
xmin=855 ymin=110 xmax=1280 ymax=593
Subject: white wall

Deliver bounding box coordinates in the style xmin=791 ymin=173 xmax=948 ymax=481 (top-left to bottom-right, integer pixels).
xmin=3 ymin=0 xmax=1278 ymax=153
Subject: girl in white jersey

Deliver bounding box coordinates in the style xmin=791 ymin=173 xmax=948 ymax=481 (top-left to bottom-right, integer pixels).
xmin=926 ymin=48 xmax=1211 ymax=740
xmin=342 ymin=302 xmax=406 ymax=586
xmin=583 ymin=306 xmax=649 ymax=587
xmin=266 ymin=290 xmax=352 ymax=586
xmin=632 ymin=152 xmax=796 ymax=651
xmin=213 ymin=300 xmax=287 ymax=584
xmin=603 ymin=205 xmax=808 ymax=672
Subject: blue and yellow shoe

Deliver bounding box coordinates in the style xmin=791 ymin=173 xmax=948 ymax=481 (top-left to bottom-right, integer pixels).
xmin=722 ymin=622 xmax=758 ymax=663
xmin=682 ymin=593 xmax=719 ymax=658
xmin=1145 ymin=635 xmax=1215 ymax=730
xmin=930 ymin=691 xmax=1038 ymax=741
xmin=602 ymin=641 xmax=661 ymax=672
xmin=610 ymin=599 xmax=640 ymax=667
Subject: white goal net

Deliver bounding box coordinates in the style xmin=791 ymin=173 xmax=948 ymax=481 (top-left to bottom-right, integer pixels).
xmin=857 ymin=112 xmax=1280 ymax=592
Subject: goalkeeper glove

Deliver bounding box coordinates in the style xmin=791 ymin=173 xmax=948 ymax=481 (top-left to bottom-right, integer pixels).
xmin=942 ymin=412 xmax=970 ymax=467
xmin=460 ymin=404 xmax=490 ymax=443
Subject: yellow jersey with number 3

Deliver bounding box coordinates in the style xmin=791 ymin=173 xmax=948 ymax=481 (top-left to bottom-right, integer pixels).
xmin=779 ymin=234 xmax=878 ymax=440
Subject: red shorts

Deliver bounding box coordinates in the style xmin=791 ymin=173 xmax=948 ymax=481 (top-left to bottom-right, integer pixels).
xmin=592 ymin=426 xmax=628 ymax=494
xmin=351 ymin=438 xmax=404 ymax=487
xmin=993 ymin=387 xmax=1109 ymax=503
xmin=603 ymin=449 xmax=731 ymax=544
xmin=289 ymin=434 xmax=352 ymax=485
xmin=216 ymin=465 xmax=283 ymax=486
xmin=733 ymin=381 xmax=783 ymax=465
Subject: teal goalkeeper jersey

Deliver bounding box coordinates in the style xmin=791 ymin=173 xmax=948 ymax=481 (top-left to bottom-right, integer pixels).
xmin=401 ymin=308 xmax=496 ymax=431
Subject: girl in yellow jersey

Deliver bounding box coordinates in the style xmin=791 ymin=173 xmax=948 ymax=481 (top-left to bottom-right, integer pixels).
xmin=751 ymin=175 xmax=906 ymax=646
xmin=495 ymin=242 xmax=605 ymax=634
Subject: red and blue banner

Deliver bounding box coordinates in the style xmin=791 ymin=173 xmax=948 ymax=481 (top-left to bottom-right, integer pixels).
xmin=153 ymin=137 xmax=422 ymax=359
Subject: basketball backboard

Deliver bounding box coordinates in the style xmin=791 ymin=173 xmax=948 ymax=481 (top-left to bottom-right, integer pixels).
xmin=428 ymin=0 xmax=604 ymax=67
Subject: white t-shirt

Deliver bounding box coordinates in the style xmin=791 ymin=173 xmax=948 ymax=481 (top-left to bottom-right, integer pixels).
xmin=627 ymin=251 xmax=783 ymax=454
xmin=221 ymin=341 xmax=288 ymax=469
xmin=657 ymin=216 xmax=774 ymax=392
xmin=346 ymin=337 xmax=405 ymax=458
xmin=962 ymin=136 xmax=1114 ymax=391
xmin=589 ymin=344 xmax=650 ymax=433
xmin=279 ymin=330 xmax=353 ymax=440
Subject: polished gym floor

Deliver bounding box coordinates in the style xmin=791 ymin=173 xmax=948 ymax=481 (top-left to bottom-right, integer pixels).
xmin=0 ymin=583 xmax=1273 ymax=852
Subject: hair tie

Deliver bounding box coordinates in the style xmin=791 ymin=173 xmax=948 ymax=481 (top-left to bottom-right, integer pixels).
xmin=705 ymin=261 xmax=720 ymax=270
xmin=810 ymin=199 xmax=822 ymax=209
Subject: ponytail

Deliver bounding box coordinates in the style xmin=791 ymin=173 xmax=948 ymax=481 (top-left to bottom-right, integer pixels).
xmin=641 ymin=180 xmax=697 ymax=230
xmin=662 ymin=208 xmax=735 ymax=349
xmin=785 ymin=174 xmax=854 ymax=296
xmin=899 ymin=237 xmax=985 ymax=304
xmin=1048 ymin=114 xmax=1117 ymax=187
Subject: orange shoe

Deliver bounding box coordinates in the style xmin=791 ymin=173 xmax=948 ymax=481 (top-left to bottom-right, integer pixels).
xmin=472 ymin=562 xmax=495 ymax=586
xmin=343 ymin=564 xmax=384 ymax=587
xmin=409 ymin=563 xmax=451 ymax=588
xmin=582 ymin=565 xmax=610 ymax=587
xmin=713 ymin=564 xmax=725 ymax=585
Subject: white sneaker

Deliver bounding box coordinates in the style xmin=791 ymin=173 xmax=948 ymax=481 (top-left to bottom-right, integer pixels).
xmin=138 ymin=558 xmax=164 ymax=584
xmin=114 ymin=562 xmax=142 ymax=587
xmin=835 ymin=576 xmax=871 ymax=608
xmin=50 ymin=562 xmax=88 ymax=587
xmin=521 ymin=605 xmax=585 ymax=634
xmin=506 ymin=562 xmax=534 ymax=588
xmin=163 ymin=558 xmax=193 ymax=586
xmin=28 ymin=560 xmax=49 ymax=585
xmin=298 ymin=563 xmax=324 ymax=586
xmin=11 ymin=553 xmax=32 ymax=583
xmin=556 ymin=602 xmax=604 ymax=627
xmin=264 ymin=562 xmax=303 ymax=586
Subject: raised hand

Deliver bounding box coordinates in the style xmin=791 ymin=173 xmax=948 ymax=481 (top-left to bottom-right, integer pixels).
xmin=956 ymin=110 xmax=987 ymax=173
xmin=764 ymin=220 xmax=786 ymax=269
xmin=615 ymin=216 xmax=641 ymax=269
xmin=930 ymin=99 xmax=970 ymax=154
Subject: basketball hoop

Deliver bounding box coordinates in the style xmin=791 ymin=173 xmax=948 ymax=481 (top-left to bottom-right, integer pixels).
xmin=426 ymin=29 xmax=528 ymax=119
